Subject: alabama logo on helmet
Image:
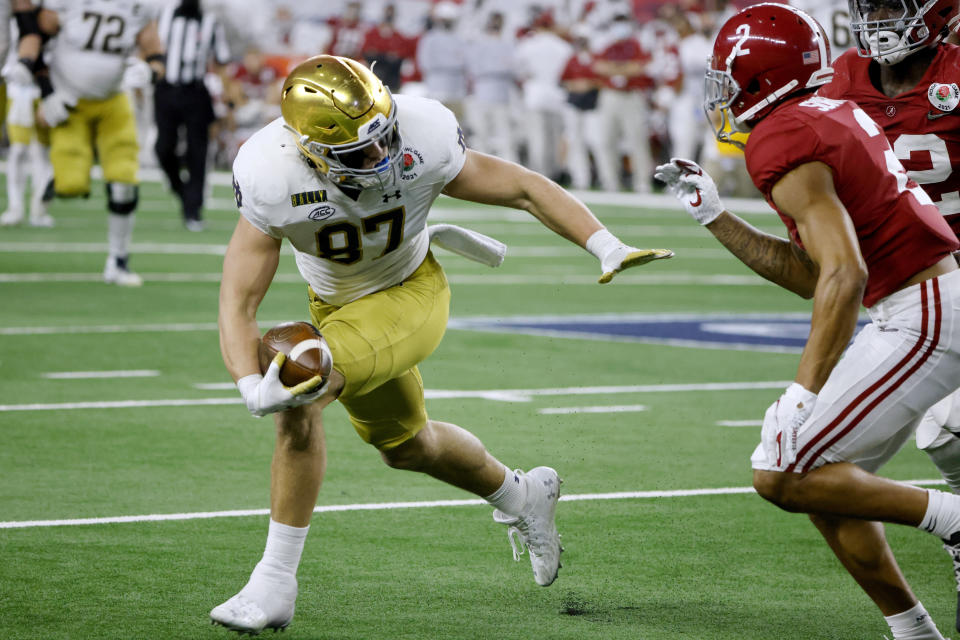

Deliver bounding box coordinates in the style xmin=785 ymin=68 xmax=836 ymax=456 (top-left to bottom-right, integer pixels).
xmin=400 ymin=147 xmax=424 ymax=181
xmin=928 ymin=83 xmax=960 ymax=112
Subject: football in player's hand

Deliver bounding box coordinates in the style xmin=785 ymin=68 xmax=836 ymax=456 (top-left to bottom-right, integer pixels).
xmin=258 ymin=321 xmax=332 ymax=388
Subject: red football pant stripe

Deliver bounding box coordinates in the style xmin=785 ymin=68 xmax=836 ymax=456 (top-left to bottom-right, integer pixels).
xmin=787 ymin=279 xmax=942 ymax=473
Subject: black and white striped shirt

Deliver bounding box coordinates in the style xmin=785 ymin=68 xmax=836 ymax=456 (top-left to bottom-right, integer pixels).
xmin=157 ymin=4 xmax=230 ymax=85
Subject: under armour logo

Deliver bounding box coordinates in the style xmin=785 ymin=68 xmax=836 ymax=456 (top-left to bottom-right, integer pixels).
xmin=382 ymin=190 xmax=402 ymax=203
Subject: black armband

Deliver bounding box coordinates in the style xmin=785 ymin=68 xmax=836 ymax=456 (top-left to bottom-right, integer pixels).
xmin=13 ymin=7 xmax=41 ymax=39
xmin=146 ymin=53 xmax=165 ymax=65
xmin=17 ymin=56 xmax=38 ymax=74
xmin=37 ymin=74 xmax=53 ymax=98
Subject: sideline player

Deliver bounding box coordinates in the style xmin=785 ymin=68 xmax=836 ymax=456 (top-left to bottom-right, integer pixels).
xmin=210 ymin=55 xmax=673 ymax=635
xmin=14 ymin=0 xmax=165 ymax=286
xmin=817 ymin=3 xmax=960 ymax=626
xmin=656 ymin=5 xmax=960 ymax=639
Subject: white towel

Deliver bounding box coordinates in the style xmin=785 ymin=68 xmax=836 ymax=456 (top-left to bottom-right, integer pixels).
xmin=428 ymin=223 xmax=506 ymax=268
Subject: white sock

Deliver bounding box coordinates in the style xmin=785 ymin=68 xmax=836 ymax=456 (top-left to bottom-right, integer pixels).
xmin=927 ymin=438 xmax=960 ymax=495
xmin=884 ymin=602 xmax=945 ymax=640
xmin=28 ymin=142 xmax=51 ymax=218
xmin=241 ymin=519 xmax=308 ymax=604
xmin=107 ymin=213 xmax=135 ymax=261
xmin=919 ymin=489 xmax=960 ymax=541
xmin=6 ymin=143 xmax=28 ymax=215
xmin=485 ymin=466 xmax=527 ymax=516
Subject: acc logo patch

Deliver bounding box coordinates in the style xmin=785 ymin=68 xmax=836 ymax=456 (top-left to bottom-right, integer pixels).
xmin=291 ymin=190 xmax=327 ymax=207
xmin=928 ymin=83 xmax=960 ymax=112
xmin=400 ymin=147 xmax=424 ymax=181
xmin=308 ymin=205 xmax=336 ymax=221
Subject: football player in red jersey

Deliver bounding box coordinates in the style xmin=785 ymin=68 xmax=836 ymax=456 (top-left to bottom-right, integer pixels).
xmin=656 ymin=4 xmax=960 ymax=638
xmin=817 ymin=2 xmax=960 ymax=628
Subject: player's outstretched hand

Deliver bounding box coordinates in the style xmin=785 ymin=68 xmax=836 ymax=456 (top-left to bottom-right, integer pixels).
xmin=761 ymin=383 xmax=817 ymax=467
xmin=599 ymin=246 xmax=674 ymax=284
xmin=37 ymin=91 xmax=77 ymax=128
xmin=237 ymin=352 xmax=326 ymax=418
xmin=654 ymin=158 xmax=725 ymax=226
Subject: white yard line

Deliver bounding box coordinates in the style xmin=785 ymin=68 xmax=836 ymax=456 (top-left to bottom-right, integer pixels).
xmin=717 ymin=420 xmax=764 ymax=427
xmin=0 ymin=272 xmax=770 ymax=285
xmin=538 ymin=405 xmax=648 ymax=415
xmin=42 ymin=370 xmax=160 ymax=379
xmin=0 ymin=381 xmax=794 ymax=412
xmin=0 ymin=479 xmax=944 ymax=530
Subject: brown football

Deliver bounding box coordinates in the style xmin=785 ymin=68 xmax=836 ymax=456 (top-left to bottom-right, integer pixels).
xmin=257 ymin=321 xmax=332 ymax=388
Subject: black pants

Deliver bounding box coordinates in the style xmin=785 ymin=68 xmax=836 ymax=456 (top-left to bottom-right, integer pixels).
xmin=153 ymin=81 xmax=215 ymax=221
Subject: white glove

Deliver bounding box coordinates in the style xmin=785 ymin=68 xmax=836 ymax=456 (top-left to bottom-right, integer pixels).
xmin=653 ymin=158 xmax=724 ymax=226
xmin=585 ymin=229 xmax=673 ymax=284
xmin=37 ymin=91 xmax=77 ymax=128
xmin=6 ymin=82 xmax=39 ymax=128
xmin=2 ymin=60 xmax=35 ymax=87
xmin=236 ymin=352 xmax=327 ymax=418
xmin=122 ymin=58 xmax=153 ymax=90
xmin=761 ymin=383 xmax=817 ymax=467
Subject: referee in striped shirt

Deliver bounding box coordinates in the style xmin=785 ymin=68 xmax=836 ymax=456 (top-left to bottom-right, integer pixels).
xmin=154 ymin=0 xmax=231 ymax=231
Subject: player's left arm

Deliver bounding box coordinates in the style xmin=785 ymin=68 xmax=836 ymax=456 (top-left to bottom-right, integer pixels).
xmin=770 ymin=161 xmax=868 ymax=393
xmin=442 ymin=149 xmax=672 ymax=280
xmin=136 ymin=20 xmax=165 ymax=82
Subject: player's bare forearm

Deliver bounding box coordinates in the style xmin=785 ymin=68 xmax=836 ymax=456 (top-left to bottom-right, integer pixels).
xmin=705 ymin=211 xmax=818 ymax=297
xmin=218 ymin=220 xmax=281 ymax=382
xmin=443 ymin=149 xmax=602 ymax=247
xmin=795 ymin=266 xmax=866 ymax=392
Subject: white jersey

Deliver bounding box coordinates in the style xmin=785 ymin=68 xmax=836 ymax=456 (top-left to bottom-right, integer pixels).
xmin=232 ymin=94 xmax=468 ymax=306
xmin=44 ymin=0 xmax=152 ymax=99
xmin=789 ymin=0 xmax=852 ymax=59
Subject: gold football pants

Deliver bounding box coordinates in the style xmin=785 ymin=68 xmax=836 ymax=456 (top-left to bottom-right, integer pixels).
xmin=308 ymin=252 xmax=450 ymax=450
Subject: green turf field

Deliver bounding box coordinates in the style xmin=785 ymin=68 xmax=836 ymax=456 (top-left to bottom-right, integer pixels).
xmin=0 ymin=177 xmax=954 ymax=639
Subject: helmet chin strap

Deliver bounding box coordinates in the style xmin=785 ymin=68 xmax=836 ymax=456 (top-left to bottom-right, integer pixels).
xmin=735 ymin=79 xmax=800 ymax=125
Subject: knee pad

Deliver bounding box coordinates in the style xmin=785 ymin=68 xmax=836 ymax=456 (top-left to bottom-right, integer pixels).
xmin=106 ymin=182 xmax=138 ymax=214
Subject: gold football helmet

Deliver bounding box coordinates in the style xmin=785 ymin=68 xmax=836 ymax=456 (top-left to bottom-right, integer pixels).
xmin=281 ymin=55 xmax=401 ymax=189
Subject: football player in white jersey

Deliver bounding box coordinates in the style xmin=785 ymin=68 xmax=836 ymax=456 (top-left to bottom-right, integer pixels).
xmin=210 ymin=55 xmax=673 ymax=636
xmin=16 ymin=0 xmax=164 ymax=286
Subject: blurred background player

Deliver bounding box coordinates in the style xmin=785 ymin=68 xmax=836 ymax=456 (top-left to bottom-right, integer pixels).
xmin=415 ymin=1 xmax=467 ymax=123
xmin=658 ymin=5 xmax=960 ymax=639
xmin=0 ymin=0 xmax=53 ymax=228
xmin=818 ymin=0 xmax=960 ymax=628
xmin=592 ymin=10 xmax=653 ymax=192
xmin=513 ymin=10 xmax=571 ymax=181
xmin=560 ymin=23 xmax=602 ymax=190
xmin=154 ymin=0 xmax=231 ymax=232
xmin=464 ymin=11 xmax=518 ymax=163
xmin=18 ymin=0 xmax=165 ymax=286
xmin=210 ymin=54 xmax=672 ymax=635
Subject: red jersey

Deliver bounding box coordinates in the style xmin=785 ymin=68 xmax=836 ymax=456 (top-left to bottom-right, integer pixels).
xmin=819 ymin=46 xmax=960 ymax=239
xmin=561 ymin=52 xmax=599 ymax=83
xmin=745 ymin=94 xmax=959 ymax=307
xmin=595 ymin=38 xmax=653 ymax=90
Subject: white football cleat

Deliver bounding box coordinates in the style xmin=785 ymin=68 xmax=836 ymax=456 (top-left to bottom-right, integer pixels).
xmin=28 ymin=212 xmax=54 ymax=228
xmin=210 ymin=588 xmax=296 ymax=636
xmin=493 ymin=466 xmax=563 ymax=586
xmin=0 ymin=209 xmax=24 ymax=226
xmin=103 ymin=256 xmax=143 ymax=287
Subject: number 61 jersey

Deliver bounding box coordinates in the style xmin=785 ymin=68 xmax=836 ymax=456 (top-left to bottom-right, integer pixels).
xmin=232 ymin=94 xmax=467 ymax=306
xmin=43 ymin=0 xmax=151 ymax=100
xmin=819 ymin=45 xmax=960 ymax=238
